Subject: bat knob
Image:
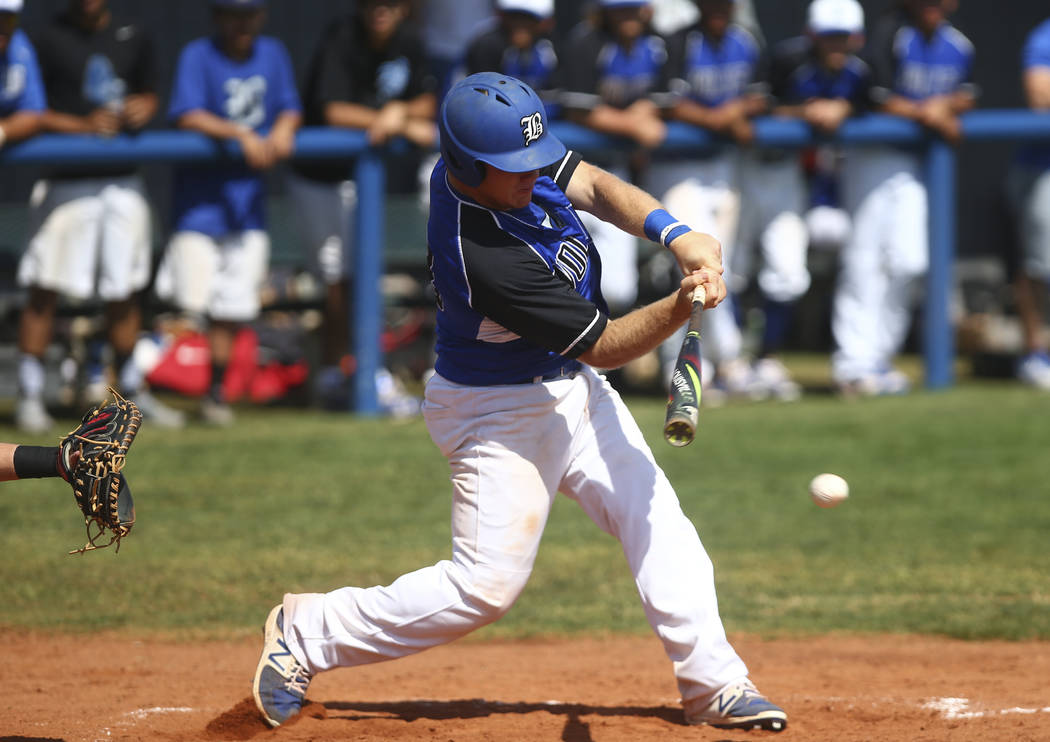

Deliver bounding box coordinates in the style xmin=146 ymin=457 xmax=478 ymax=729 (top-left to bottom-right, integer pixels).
xmin=663 ymin=419 xmax=695 ymax=447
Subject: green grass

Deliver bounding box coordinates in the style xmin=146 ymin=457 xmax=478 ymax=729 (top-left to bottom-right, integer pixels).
xmin=2 ymin=367 xmax=1048 ymax=641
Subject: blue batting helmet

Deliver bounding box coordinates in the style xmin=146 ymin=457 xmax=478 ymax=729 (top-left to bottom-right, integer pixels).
xmin=438 ymin=72 xmax=566 ymax=188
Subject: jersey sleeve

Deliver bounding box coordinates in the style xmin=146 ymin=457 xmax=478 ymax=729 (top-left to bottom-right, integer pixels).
xmin=167 ymin=42 xmax=207 ymax=120
xmin=862 ymin=14 xmax=902 ymax=105
xmin=312 ymin=21 xmax=357 ymax=106
xmin=403 ymin=28 xmax=437 ymax=99
xmin=741 ymin=27 xmax=769 ymax=97
xmin=1025 ymin=22 xmax=1050 ymax=70
xmin=646 ymin=35 xmax=676 ymax=108
xmin=558 ymin=26 xmax=603 ymax=110
xmin=766 ymin=43 xmax=795 ymax=105
xmin=464 ymin=30 xmax=506 ymax=75
xmin=127 ymin=24 xmax=159 ymax=95
xmin=460 ymin=206 xmax=607 ymax=358
xmin=663 ymin=29 xmax=691 ymax=100
xmin=539 ymin=150 xmax=581 ymax=191
xmin=271 ymin=40 xmax=303 ymax=114
xmin=15 ymin=33 xmax=47 ymax=112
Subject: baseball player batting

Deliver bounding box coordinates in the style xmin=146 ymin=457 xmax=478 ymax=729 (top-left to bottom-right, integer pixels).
xmin=253 ymin=72 xmax=787 ymax=733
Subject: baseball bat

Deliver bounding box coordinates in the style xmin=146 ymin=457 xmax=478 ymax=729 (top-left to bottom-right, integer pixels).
xmin=663 ymin=285 xmax=706 ymax=447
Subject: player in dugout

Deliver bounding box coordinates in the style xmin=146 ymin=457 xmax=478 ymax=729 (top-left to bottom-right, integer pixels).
xmin=252 ymin=72 xmax=787 ymax=734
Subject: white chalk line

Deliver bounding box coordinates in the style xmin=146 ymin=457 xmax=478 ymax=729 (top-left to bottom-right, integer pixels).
xmin=924 ymin=697 xmax=1050 ymax=720
xmin=122 ymin=705 xmax=196 ymax=720
xmin=93 ymin=706 xmax=196 ymax=741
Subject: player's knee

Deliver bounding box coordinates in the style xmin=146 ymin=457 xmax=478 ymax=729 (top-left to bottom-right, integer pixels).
xmin=758 ymin=270 xmax=810 ymax=303
xmin=888 ymin=251 xmax=928 ymax=281
xmin=462 ymin=567 xmax=531 ymax=621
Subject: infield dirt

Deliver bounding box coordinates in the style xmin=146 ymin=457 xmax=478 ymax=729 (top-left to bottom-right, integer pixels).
xmin=4 ymin=632 xmax=1048 ymax=741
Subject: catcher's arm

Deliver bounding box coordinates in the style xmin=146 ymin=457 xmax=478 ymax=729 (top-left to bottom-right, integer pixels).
xmin=0 ymin=442 xmax=16 ymax=481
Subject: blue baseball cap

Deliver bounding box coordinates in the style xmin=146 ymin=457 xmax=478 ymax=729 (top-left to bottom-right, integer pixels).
xmin=599 ymin=0 xmax=650 ymax=8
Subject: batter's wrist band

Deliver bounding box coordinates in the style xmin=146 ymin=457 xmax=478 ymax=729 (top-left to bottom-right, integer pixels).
xmin=643 ymin=208 xmax=691 ymax=249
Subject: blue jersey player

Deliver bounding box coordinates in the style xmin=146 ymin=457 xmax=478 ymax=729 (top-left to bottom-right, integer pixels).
xmin=831 ymin=0 xmax=975 ymax=396
xmin=253 ymin=73 xmax=788 ymax=734
xmin=464 ymin=0 xmax=560 ymax=119
xmin=1006 ymin=17 xmax=1050 ymax=389
xmin=0 ymin=0 xmax=44 ymax=147
xmin=155 ymin=0 xmax=301 ymax=425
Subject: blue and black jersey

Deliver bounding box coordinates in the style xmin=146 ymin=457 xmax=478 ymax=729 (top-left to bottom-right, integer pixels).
xmin=465 ymin=28 xmax=560 ymax=117
xmin=864 ymin=14 xmax=976 ymax=104
xmin=559 ymin=25 xmax=669 ymax=111
xmin=665 ymin=24 xmax=764 ymax=108
xmin=0 ymin=29 xmax=45 ymax=118
xmin=426 ymin=151 xmax=608 ymax=386
xmin=767 ymin=36 xmax=870 ymax=110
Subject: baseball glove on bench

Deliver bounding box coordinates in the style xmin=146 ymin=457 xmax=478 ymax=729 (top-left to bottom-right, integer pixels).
xmin=59 ymin=388 xmax=142 ymax=554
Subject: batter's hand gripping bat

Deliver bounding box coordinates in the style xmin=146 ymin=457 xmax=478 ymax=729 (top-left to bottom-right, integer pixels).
xmin=663 ymin=285 xmax=706 ymax=447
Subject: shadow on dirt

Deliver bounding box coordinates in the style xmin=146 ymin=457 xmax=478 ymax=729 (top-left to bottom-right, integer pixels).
xmin=322 ymin=697 xmax=684 ymax=723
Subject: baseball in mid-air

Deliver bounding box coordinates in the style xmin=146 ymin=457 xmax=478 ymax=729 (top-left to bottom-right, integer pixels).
xmin=809 ymin=473 xmax=849 ymax=508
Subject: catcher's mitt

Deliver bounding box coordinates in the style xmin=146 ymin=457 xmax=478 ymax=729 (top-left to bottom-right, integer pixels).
xmin=59 ymin=387 xmax=142 ymax=554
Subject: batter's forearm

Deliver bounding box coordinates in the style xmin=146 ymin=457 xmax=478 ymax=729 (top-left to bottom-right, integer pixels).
xmin=578 ymin=293 xmax=687 ymax=369
xmin=570 ymin=162 xmax=664 ymax=239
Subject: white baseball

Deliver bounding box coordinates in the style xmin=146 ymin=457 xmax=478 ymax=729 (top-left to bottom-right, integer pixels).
xmin=809 ymin=473 xmax=849 ymax=508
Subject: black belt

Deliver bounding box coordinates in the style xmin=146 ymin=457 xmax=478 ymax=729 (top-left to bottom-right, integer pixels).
xmin=513 ymin=360 xmax=582 ymax=384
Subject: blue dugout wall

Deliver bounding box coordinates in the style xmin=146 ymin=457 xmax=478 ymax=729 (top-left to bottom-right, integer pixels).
xmin=4 ymin=109 xmax=1050 ymax=413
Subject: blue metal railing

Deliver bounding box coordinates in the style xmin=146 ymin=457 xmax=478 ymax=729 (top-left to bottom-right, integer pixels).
xmin=4 ymin=110 xmax=1050 ymax=410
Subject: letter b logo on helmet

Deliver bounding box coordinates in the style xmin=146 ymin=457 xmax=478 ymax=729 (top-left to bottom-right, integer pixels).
xmin=439 ymin=72 xmax=566 ymax=187
xmin=521 ymin=112 xmax=543 ymax=146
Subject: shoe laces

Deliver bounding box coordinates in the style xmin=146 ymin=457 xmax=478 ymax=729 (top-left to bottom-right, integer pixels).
xmin=283 ymin=661 xmax=312 ymax=695
xmin=720 ymin=679 xmax=764 ymax=708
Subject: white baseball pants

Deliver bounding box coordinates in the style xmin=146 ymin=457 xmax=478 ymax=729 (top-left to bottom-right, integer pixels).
xmin=832 ymin=148 xmax=928 ymax=382
xmin=154 ymin=230 xmax=270 ymax=322
xmin=646 ymin=156 xmax=744 ymax=368
xmin=734 ymin=154 xmax=811 ymax=303
xmin=18 ymin=175 xmax=152 ymax=300
xmin=282 ymin=365 xmax=748 ymax=708
xmin=285 ymin=171 xmax=357 ymax=285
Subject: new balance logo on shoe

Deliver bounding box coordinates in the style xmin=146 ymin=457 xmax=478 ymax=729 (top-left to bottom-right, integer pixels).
xmin=267 ymin=639 xmax=293 ymax=671
xmin=685 ymin=679 xmax=787 ymax=733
